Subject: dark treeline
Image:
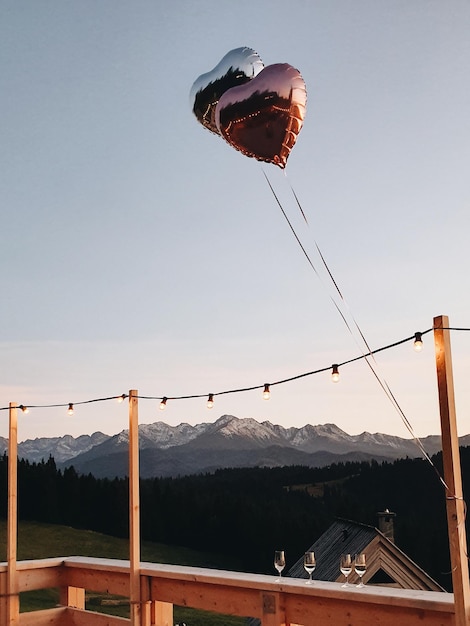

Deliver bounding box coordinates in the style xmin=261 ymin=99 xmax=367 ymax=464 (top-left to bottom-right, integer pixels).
xmin=1 ymin=448 xmax=468 ymax=590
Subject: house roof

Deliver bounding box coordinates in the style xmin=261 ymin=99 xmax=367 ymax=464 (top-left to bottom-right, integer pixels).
xmin=288 ymin=518 xmax=376 ymax=582
xmin=287 ymin=518 xmax=444 ymax=592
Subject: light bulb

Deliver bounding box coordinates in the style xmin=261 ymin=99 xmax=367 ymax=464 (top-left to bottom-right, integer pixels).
xmin=331 ymin=364 xmax=340 ymax=383
xmin=207 ymin=394 xmax=214 ymax=409
xmin=117 ymin=394 xmax=126 ymax=403
xmin=159 ymin=397 xmax=167 ymax=410
xmin=19 ymin=405 xmax=29 ymax=414
xmin=263 ymin=384 xmax=271 ymax=400
xmin=68 ymin=403 xmax=74 ymax=415
xmin=413 ymin=332 xmax=423 ymax=352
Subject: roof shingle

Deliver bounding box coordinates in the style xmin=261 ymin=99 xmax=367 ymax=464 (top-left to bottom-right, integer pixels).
xmin=288 ymin=518 xmax=380 ymax=582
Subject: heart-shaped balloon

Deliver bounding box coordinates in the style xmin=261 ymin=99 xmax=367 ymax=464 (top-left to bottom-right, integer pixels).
xmin=215 ymin=63 xmax=307 ymax=169
xmin=190 ymin=47 xmax=264 ymax=135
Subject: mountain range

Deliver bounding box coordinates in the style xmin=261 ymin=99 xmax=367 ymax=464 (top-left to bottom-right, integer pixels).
xmin=1 ymin=415 xmax=467 ymax=479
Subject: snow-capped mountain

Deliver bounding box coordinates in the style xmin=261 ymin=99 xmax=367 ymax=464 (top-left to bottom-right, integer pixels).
xmin=114 ymin=421 xmax=209 ymax=449
xmin=0 ymin=432 xmax=109 ymax=463
xmin=2 ymin=415 xmax=468 ymax=479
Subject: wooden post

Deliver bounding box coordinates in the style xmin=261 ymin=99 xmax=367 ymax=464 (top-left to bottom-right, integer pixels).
xmin=433 ymin=315 xmax=470 ymax=626
xmin=151 ymin=600 xmax=174 ymax=626
xmin=129 ymin=390 xmax=141 ymax=626
xmin=141 ymin=573 xmax=173 ymax=626
xmin=7 ymin=402 xmax=19 ymax=625
xmin=261 ymin=592 xmax=286 ymax=626
xmin=59 ymin=585 xmax=85 ymax=609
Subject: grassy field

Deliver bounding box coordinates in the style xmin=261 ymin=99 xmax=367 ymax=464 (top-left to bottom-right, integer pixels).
xmin=0 ymin=520 xmax=245 ymax=625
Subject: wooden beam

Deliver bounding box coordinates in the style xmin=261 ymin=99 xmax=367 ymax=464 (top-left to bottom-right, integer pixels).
xmin=61 ymin=565 xmax=129 ymax=597
xmin=7 ymin=402 xmax=19 ymax=626
xmin=18 ymin=563 xmax=65 ymax=592
xmin=18 ymin=607 xmax=69 ymax=626
xmin=18 ymin=606 xmax=129 ymax=626
xmin=129 ymin=390 xmax=141 ymax=626
xmin=433 ymin=315 xmax=470 ymax=626
xmin=3 ymin=556 xmax=456 ymax=626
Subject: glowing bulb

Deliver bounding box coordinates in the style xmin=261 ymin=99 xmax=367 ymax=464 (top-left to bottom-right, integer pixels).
xmin=19 ymin=405 xmax=29 ymax=414
xmin=413 ymin=332 xmax=423 ymax=352
xmin=68 ymin=403 xmax=74 ymax=416
xmin=159 ymin=397 xmax=167 ymax=411
xmin=117 ymin=394 xmax=126 ymax=403
xmin=331 ymin=364 xmax=340 ymax=383
xmin=207 ymin=394 xmax=214 ymax=409
xmin=263 ymin=384 xmax=271 ymax=400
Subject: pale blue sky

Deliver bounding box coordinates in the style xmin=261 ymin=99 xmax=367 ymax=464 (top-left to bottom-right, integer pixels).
xmin=1 ymin=1 xmax=470 ymax=441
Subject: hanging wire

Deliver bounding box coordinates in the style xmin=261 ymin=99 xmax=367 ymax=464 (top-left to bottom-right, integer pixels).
xmin=0 ymin=322 xmax=468 ymax=529
xmin=2 ymin=326 xmax=470 ymax=411
xmin=262 ymin=166 xmax=466 ymax=494
xmin=0 ymin=394 xmax=127 ymax=412
xmin=0 ymin=320 xmax=468 ymax=511
xmin=261 ymin=169 xmax=355 ymax=335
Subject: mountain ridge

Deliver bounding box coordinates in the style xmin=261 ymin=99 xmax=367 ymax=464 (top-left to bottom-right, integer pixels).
xmin=1 ymin=415 xmax=468 ymax=479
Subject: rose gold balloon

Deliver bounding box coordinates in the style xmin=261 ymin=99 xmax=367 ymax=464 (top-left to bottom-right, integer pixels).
xmin=190 ymin=47 xmax=264 ymax=135
xmin=215 ymin=63 xmax=307 ymax=168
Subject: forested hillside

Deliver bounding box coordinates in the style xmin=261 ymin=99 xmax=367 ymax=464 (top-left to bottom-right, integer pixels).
xmin=1 ymin=448 xmax=468 ymax=590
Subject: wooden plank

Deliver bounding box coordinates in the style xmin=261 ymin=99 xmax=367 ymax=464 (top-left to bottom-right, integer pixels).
xmin=7 ymin=402 xmax=19 ymax=626
xmin=148 ymin=577 xmax=263 ymax=617
xmin=434 ymin=315 xmax=470 ymax=626
xmin=151 ymin=601 xmax=173 ymax=626
xmin=0 ymin=568 xmax=7 ymax=624
xmin=61 ymin=556 xmax=132 ymax=574
xmin=128 ymin=390 xmax=141 ymax=626
xmin=62 ymin=566 xmax=129 ymax=597
xmin=18 ymin=565 xmax=64 ymax=592
xmin=19 ymin=605 xmax=129 ymax=626
xmin=64 ymin=607 xmax=130 ymax=625
xmin=284 ymin=594 xmax=453 ymax=626
xmin=19 ymin=607 xmax=69 ymax=626
xmin=16 ymin=558 xmax=68 ymax=570
xmin=59 ymin=585 xmax=85 ymax=609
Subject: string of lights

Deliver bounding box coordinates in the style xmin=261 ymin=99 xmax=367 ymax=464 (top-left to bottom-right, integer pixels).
xmin=2 ymin=323 xmax=470 ymax=516
xmin=1 ymin=326 xmax=467 ymax=414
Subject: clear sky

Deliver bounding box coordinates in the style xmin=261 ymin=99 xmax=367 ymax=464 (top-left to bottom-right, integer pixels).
xmin=1 ymin=1 xmax=470 ymax=442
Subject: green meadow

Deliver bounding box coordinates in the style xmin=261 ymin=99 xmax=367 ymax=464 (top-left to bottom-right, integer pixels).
xmin=0 ymin=520 xmax=245 ymax=625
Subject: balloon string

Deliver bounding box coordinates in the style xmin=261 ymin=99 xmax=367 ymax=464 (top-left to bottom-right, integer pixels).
xmin=284 ymin=169 xmax=376 ymax=358
xmin=283 ymin=170 xmax=309 ymax=225
xmin=261 ymin=169 xmax=354 ymax=334
xmin=264 ymin=166 xmax=450 ymax=493
xmin=286 ymin=174 xmax=344 ymax=296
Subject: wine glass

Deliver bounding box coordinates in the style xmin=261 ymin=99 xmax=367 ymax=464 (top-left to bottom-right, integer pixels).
xmin=340 ymin=553 xmax=352 ymax=587
xmin=274 ymin=550 xmax=285 ymax=581
xmin=354 ymin=553 xmax=366 ymax=588
xmin=303 ymin=551 xmax=316 ymax=584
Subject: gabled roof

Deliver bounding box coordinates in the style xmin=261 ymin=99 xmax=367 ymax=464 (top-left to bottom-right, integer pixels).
xmin=288 ymin=518 xmax=376 ymax=581
xmin=287 ymin=518 xmax=444 ymax=592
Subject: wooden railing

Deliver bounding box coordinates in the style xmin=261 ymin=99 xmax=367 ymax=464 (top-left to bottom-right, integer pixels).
xmin=0 ymin=556 xmax=456 ymax=626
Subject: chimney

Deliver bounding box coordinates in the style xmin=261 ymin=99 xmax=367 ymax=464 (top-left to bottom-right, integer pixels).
xmin=377 ymin=509 xmax=396 ymax=543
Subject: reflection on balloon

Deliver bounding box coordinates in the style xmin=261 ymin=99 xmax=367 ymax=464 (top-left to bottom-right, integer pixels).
xmin=215 ymin=63 xmax=307 ymax=169
xmin=190 ymin=47 xmax=264 ymax=135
